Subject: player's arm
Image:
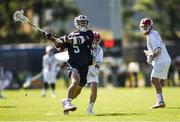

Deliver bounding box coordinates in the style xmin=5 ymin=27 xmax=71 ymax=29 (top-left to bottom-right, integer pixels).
xmin=150 ymin=33 xmax=162 ymax=59
xmin=95 ymin=48 xmax=103 ymax=69
xmin=151 ymin=47 xmax=162 ymax=58
xmin=92 ymin=47 xmax=103 ymax=75
xmin=43 ymin=32 xmax=72 ymax=49
xmin=144 ymin=47 xmax=161 ymax=58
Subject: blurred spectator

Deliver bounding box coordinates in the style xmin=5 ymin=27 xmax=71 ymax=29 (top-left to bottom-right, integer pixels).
xmin=166 ymin=62 xmax=176 ymax=87
xmin=113 ymin=61 xmax=128 ymax=87
xmin=142 ymin=63 xmax=152 ymax=87
xmin=128 ymin=62 xmax=140 ymax=87
xmin=102 ymin=59 xmax=113 ymax=85
xmin=0 ymin=67 xmax=13 ymax=98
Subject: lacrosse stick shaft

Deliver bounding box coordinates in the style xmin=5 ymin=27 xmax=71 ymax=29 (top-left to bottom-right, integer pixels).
xmin=28 ymin=22 xmax=47 ymax=34
xmin=31 ymin=72 xmax=42 ymax=82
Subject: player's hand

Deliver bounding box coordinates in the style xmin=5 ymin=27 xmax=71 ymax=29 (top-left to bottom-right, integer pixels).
xmin=43 ymin=32 xmax=53 ymax=40
xmin=147 ymin=55 xmax=154 ymax=64
xmin=143 ymin=50 xmax=149 ymax=56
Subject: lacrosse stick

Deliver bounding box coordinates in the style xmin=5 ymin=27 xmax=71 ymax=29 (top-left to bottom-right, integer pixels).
xmin=23 ymin=72 xmax=43 ymax=88
xmin=13 ymin=10 xmax=47 ymax=34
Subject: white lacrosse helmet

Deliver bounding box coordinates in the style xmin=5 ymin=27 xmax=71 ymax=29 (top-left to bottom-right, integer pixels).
xmin=74 ymin=15 xmax=89 ymax=32
xmin=139 ymin=18 xmax=153 ymax=35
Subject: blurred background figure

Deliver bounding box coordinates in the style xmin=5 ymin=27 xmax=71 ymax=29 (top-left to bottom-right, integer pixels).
xmin=127 ymin=62 xmax=140 ymax=87
xmin=41 ymin=46 xmax=59 ymax=98
xmin=0 ymin=67 xmax=13 ymax=98
xmin=113 ymin=59 xmax=128 ymax=87
xmin=142 ymin=63 xmax=152 ymax=87
xmin=165 ymin=61 xmax=176 ymax=87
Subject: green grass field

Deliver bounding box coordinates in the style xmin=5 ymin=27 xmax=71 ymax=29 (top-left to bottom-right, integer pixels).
xmin=0 ymin=82 xmax=180 ymax=122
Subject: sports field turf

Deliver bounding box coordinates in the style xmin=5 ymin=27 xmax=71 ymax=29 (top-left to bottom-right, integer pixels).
xmin=0 ymin=83 xmax=180 ymax=122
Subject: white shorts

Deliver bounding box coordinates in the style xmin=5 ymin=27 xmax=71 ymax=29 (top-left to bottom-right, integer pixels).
xmin=151 ymin=61 xmax=171 ymax=80
xmin=87 ymin=66 xmax=99 ymax=84
xmin=43 ymin=71 xmax=56 ymax=84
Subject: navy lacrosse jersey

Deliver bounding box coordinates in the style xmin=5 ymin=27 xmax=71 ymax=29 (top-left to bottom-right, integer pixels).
xmin=61 ymin=30 xmax=94 ymax=67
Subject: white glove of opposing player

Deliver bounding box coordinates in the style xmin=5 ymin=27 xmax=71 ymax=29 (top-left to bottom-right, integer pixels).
xmin=146 ymin=55 xmax=154 ymax=64
xmin=143 ymin=50 xmax=154 ymax=64
xmin=88 ymin=67 xmax=98 ymax=77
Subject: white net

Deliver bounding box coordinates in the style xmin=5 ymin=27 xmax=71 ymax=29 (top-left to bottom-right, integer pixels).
xmin=13 ymin=10 xmax=29 ymax=23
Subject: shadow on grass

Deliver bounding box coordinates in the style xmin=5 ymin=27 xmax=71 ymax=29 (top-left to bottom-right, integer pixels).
xmin=166 ymin=107 xmax=180 ymax=110
xmin=95 ymin=112 xmax=143 ymax=116
xmin=0 ymin=106 xmax=17 ymax=108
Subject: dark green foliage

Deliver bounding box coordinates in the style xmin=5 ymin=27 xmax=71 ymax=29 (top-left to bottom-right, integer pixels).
xmin=0 ymin=0 xmax=80 ymax=44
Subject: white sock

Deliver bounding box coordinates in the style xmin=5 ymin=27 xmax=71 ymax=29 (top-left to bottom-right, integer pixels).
xmin=65 ymin=98 xmax=72 ymax=104
xmin=157 ymin=93 xmax=164 ymax=103
xmin=88 ymin=103 xmax=94 ymax=112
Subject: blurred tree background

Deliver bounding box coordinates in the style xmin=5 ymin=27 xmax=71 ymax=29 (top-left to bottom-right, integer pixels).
xmin=0 ymin=0 xmax=79 ymax=44
xmin=122 ymin=0 xmax=180 ymax=42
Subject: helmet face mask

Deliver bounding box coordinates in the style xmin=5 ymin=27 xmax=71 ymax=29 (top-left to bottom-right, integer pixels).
xmin=140 ymin=25 xmax=151 ymax=34
xmin=74 ymin=15 xmax=89 ymax=32
xmin=139 ymin=18 xmax=153 ymax=35
xmin=92 ymin=40 xmax=100 ymax=49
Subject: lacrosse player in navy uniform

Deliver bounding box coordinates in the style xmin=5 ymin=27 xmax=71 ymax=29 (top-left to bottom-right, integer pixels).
xmin=44 ymin=15 xmax=94 ymax=114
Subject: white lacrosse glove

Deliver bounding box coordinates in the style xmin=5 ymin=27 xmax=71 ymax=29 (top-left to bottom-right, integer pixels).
xmin=143 ymin=50 xmax=150 ymax=56
xmin=147 ymin=55 xmax=154 ymax=64
xmin=88 ymin=67 xmax=98 ymax=77
xmin=143 ymin=50 xmax=154 ymax=64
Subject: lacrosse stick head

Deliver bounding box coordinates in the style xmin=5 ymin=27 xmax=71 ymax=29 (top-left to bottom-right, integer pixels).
xmin=13 ymin=10 xmax=29 ymax=23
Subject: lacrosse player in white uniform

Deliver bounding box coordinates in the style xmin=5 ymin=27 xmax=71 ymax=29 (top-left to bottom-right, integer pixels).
xmin=140 ymin=18 xmax=171 ymax=108
xmin=87 ymin=31 xmax=103 ymax=114
xmin=41 ymin=46 xmax=59 ymax=98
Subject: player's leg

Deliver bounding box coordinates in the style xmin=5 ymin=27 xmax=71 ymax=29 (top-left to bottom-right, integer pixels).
xmin=67 ymin=70 xmax=80 ymax=99
xmin=151 ymin=62 xmax=170 ymax=108
xmin=41 ymin=82 xmax=48 ymax=97
xmin=50 ymin=83 xmax=56 ymax=98
xmin=41 ymin=73 xmax=49 ymax=97
xmin=72 ymin=85 xmax=83 ymax=99
xmin=62 ymin=69 xmax=80 ymax=113
xmin=88 ymin=82 xmax=97 ymax=114
xmin=151 ymin=77 xmax=165 ymax=108
xmin=50 ymin=73 xmax=57 ymax=98
xmin=71 ymin=67 xmax=88 ymax=99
